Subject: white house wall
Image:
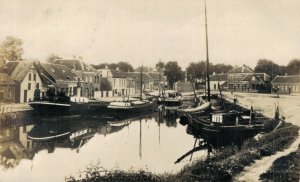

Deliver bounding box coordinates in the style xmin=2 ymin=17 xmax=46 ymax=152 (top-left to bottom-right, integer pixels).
xmin=19 ymin=67 xmax=43 ymax=103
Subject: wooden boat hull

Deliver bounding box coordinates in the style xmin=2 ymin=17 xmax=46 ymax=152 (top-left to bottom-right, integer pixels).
xmin=185 ymin=114 xmax=265 ymax=147
xmin=105 ymin=102 xmax=155 ymax=116
xmin=29 ymin=101 xmax=107 ymax=115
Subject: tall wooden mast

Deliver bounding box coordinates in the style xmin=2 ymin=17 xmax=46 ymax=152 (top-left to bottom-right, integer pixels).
xmin=204 ymin=0 xmax=211 ymax=102
xmin=140 ymin=64 xmax=143 ymax=101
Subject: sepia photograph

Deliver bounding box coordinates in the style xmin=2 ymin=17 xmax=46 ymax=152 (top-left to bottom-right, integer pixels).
xmin=0 ymin=0 xmax=299 ymax=181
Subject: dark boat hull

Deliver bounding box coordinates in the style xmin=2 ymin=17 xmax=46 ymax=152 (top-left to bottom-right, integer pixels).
xmin=29 ymin=101 xmax=108 ymax=116
xmin=186 ymin=115 xmax=264 ymax=147
xmin=105 ymin=102 xmax=155 ymax=117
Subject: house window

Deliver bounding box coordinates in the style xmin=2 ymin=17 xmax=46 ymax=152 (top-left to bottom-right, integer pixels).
xmin=36 ymin=83 xmax=39 ymax=89
xmin=28 ymin=83 xmax=31 ymax=90
xmin=29 ymin=73 xmax=31 ymax=81
xmin=33 ymin=73 xmax=36 ymax=81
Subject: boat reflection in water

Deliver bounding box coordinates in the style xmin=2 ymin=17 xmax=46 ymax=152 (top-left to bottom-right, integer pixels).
xmin=0 ymin=110 xmax=202 ymax=181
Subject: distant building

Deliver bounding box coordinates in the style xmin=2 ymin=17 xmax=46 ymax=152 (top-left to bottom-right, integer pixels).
xmin=126 ymin=72 xmax=152 ymax=93
xmin=53 ymin=59 xmax=101 ymax=98
xmin=227 ymin=66 xmax=254 ymax=91
xmin=271 ymin=75 xmax=300 ymax=94
xmin=0 ymin=61 xmax=43 ymax=103
xmin=210 ymin=73 xmax=228 ymax=91
xmin=98 ymin=68 xmax=133 ymax=96
xmin=147 ymin=72 xmax=167 ymax=91
xmin=242 ymin=73 xmax=271 ymax=93
xmin=227 ymin=66 xmax=270 ymax=92
xmin=35 ymin=62 xmax=80 ymax=97
xmin=0 ymin=73 xmax=15 ymax=103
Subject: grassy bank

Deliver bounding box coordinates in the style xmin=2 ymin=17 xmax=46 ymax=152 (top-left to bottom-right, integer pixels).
xmin=260 ymin=144 xmax=300 ymax=182
xmin=66 ymin=122 xmax=299 ymax=182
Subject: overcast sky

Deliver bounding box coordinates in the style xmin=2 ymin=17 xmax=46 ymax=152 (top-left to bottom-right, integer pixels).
xmin=0 ymin=0 xmax=299 ymax=69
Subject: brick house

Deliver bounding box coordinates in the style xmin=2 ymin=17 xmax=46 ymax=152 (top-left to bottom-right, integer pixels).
xmin=227 ymin=66 xmax=270 ymax=92
xmin=53 ymin=59 xmax=101 ymax=98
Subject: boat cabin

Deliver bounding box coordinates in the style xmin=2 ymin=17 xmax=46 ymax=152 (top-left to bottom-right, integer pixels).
xmin=211 ymin=112 xmax=250 ymax=126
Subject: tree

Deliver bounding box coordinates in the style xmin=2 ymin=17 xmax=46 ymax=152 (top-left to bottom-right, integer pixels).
xmin=286 ymin=59 xmax=300 ymax=75
xmin=135 ymin=66 xmax=154 ymax=73
xmin=211 ymin=63 xmax=233 ymax=74
xmin=186 ymin=61 xmax=206 ymax=81
xmin=0 ymin=36 xmax=24 ymax=63
xmin=117 ymin=61 xmax=134 ymax=72
xmin=164 ymin=61 xmax=184 ymax=87
xmin=155 ymin=60 xmax=165 ymax=73
xmin=92 ymin=62 xmax=133 ymax=72
xmin=46 ymin=54 xmax=61 ymax=63
xmin=254 ymin=59 xmax=285 ymax=79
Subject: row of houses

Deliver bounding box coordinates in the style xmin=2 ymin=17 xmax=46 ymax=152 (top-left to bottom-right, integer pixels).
xmin=210 ymin=65 xmax=300 ymax=94
xmin=0 ymin=59 xmax=166 ymax=103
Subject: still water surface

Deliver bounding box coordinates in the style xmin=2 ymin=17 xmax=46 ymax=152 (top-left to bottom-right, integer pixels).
xmin=0 ymin=112 xmax=206 ymax=181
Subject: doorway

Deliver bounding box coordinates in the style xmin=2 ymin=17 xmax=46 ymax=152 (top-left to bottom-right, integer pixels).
xmin=24 ymin=90 xmax=27 ymax=103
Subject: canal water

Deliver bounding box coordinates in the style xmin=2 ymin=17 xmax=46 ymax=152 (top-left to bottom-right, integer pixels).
xmin=0 ymin=111 xmax=206 ymax=182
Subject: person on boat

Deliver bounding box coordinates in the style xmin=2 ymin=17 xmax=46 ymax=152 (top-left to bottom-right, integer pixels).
xmin=275 ymin=106 xmax=280 ymax=120
xmin=233 ymin=95 xmax=238 ymax=104
xmin=249 ymin=106 xmax=255 ymax=125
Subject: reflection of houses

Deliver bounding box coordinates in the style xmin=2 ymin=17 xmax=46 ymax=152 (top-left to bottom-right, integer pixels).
xmin=271 ymin=75 xmax=300 ymax=94
xmin=210 ymin=73 xmax=227 ymax=91
xmin=35 ymin=62 xmax=79 ymax=97
xmin=0 ymin=61 xmax=43 ymax=103
xmin=0 ymin=73 xmax=15 ymax=103
xmin=19 ymin=124 xmax=34 ymax=152
xmin=227 ymin=66 xmax=270 ymax=92
xmin=53 ymin=59 xmax=101 ymax=98
xmin=0 ymin=124 xmax=33 ymax=169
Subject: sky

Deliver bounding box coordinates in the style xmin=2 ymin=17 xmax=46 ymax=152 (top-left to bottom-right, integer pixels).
xmin=0 ymin=0 xmax=299 ymax=69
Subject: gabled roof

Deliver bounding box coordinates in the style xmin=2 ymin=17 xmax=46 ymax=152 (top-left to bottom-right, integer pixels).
xmin=110 ymin=70 xmax=127 ymax=78
xmin=272 ymin=75 xmax=300 ymax=84
xmin=242 ymin=74 xmax=266 ymax=85
xmin=54 ymin=59 xmax=97 ymax=72
xmin=126 ymin=72 xmax=152 ymax=82
xmin=210 ymin=74 xmax=227 ymax=81
xmin=0 ymin=61 xmax=19 ymax=75
xmin=228 ymin=66 xmax=253 ymax=74
xmin=36 ymin=62 xmax=78 ymax=85
xmin=0 ymin=61 xmax=34 ymax=82
xmin=0 ymin=73 xmax=15 ymax=85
